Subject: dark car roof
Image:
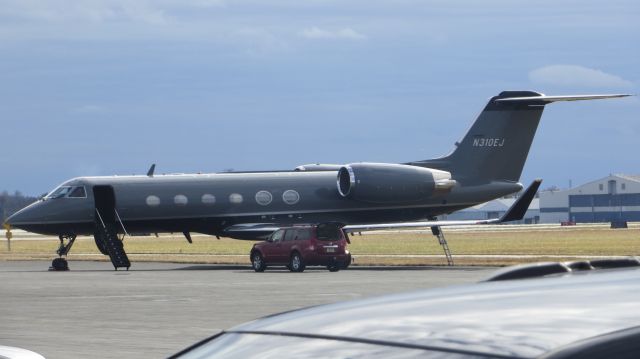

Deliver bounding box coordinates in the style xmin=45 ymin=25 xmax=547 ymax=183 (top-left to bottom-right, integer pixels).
xmin=227 ymin=267 xmax=640 ymax=358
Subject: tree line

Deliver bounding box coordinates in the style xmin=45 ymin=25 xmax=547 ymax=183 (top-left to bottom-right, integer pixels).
xmin=0 ymin=191 xmax=38 ymax=223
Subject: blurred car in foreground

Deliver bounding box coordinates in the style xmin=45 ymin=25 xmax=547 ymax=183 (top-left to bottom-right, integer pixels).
xmin=250 ymin=223 xmax=351 ymax=272
xmin=0 ymin=345 xmax=46 ymax=359
xmin=171 ymin=258 xmax=640 ymax=358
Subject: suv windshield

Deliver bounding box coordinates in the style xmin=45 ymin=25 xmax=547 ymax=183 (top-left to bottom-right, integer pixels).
xmin=316 ymin=223 xmax=342 ymax=241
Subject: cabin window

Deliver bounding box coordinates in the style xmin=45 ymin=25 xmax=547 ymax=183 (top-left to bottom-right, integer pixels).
xmin=282 ymin=190 xmax=300 ymax=205
xmin=146 ymin=195 xmax=161 ymax=207
xmin=174 ymin=195 xmax=188 ymax=206
xmin=255 ymin=191 xmax=273 ymax=206
xmin=229 ymin=193 xmax=243 ymax=204
xmin=202 ymin=194 xmax=216 ymax=205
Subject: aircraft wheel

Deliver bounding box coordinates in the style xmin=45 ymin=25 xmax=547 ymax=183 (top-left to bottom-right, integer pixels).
xmin=251 ymin=251 xmax=266 ymax=272
xmin=50 ymin=258 xmax=69 ymax=271
xmin=289 ymin=252 xmax=305 ymax=273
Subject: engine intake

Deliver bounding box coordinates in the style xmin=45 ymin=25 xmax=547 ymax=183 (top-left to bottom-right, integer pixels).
xmin=337 ymin=163 xmax=455 ymax=203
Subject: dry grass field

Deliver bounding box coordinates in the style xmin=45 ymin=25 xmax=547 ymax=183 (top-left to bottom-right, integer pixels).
xmin=2 ymin=224 xmax=639 ymax=266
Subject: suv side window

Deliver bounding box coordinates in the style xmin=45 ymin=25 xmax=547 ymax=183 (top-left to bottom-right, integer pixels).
xmin=317 ymin=223 xmax=342 ymax=241
xmin=296 ymin=229 xmax=311 ymax=241
xmin=270 ymin=230 xmax=285 ymax=242
xmin=284 ymin=229 xmax=296 ymax=242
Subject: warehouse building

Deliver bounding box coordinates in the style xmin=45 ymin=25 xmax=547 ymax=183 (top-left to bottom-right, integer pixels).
xmin=540 ymin=174 xmax=640 ymax=223
xmin=441 ymin=197 xmax=540 ymax=224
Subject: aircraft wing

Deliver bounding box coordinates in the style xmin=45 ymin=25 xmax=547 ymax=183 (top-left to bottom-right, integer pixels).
xmin=223 ymin=223 xmax=280 ymax=240
xmin=222 ymin=179 xmax=541 ymax=238
xmin=342 ymin=179 xmax=542 ymax=233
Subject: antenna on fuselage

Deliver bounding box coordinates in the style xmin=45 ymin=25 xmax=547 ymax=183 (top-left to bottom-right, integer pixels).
xmin=147 ymin=164 xmax=156 ymax=177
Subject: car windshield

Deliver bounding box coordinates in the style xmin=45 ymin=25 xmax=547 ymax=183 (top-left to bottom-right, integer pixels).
xmin=316 ymin=224 xmax=342 ymax=241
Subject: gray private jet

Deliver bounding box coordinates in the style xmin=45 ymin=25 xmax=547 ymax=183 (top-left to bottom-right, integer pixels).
xmin=4 ymin=91 xmax=629 ymax=270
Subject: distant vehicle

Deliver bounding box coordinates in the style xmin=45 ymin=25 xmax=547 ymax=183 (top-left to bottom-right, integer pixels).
xmin=170 ymin=259 xmax=640 ymax=358
xmin=250 ymin=223 xmax=351 ymax=272
xmin=0 ymin=345 xmax=46 ymax=359
xmin=4 ymin=92 xmax=629 ymax=270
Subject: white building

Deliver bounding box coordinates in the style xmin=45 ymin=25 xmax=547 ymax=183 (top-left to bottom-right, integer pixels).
xmin=441 ymin=198 xmax=540 ymax=224
xmin=540 ymin=174 xmax=640 ymax=223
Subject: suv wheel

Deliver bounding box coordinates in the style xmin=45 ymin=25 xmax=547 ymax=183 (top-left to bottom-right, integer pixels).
xmin=289 ymin=252 xmax=305 ymax=272
xmin=251 ymin=251 xmax=266 ymax=272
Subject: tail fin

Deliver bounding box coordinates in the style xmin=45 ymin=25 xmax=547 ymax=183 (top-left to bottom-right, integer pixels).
xmin=409 ymin=91 xmax=630 ymax=184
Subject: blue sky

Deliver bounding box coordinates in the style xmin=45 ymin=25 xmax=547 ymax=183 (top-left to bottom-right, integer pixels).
xmin=1 ymin=0 xmax=638 ymax=195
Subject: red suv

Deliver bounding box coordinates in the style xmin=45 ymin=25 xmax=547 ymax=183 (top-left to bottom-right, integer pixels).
xmin=250 ymin=223 xmax=351 ymax=272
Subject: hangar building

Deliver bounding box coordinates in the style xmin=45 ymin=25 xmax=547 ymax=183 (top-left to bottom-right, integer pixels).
xmin=441 ymin=197 xmax=540 ymax=224
xmin=540 ymin=174 xmax=640 ymax=223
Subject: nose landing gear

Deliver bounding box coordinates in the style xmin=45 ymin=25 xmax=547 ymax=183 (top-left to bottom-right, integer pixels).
xmin=49 ymin=234 xmax=76 ymax=271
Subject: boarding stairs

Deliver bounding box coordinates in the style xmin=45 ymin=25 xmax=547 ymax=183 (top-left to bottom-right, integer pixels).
xmin=431 ymin=226 xmax=454 ymax=266
xmin=95 ymin=209 xmax=130 ymax=270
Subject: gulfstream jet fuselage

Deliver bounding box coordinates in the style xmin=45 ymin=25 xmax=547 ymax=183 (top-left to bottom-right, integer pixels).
xmin=4 ymin=91 xmax=629 ymax=269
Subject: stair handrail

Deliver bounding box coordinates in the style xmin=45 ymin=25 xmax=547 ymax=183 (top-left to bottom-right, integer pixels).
xmin=114 ymin=208 xmax=129 ymax=238
xmin=95 ymin=208 xmax=106 ymax=228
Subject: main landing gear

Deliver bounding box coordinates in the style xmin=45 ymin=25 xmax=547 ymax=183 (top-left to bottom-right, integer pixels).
xmin=49 ymin=234 xmax=76 ymax=271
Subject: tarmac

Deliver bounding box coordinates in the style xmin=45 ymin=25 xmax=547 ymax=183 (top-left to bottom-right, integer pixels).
xmin=0 ymin=260 xmax=496 ymax=358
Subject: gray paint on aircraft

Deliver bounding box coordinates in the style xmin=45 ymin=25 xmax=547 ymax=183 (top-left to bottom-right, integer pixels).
xmin=5 ymin=91 xmax=630 ymax=240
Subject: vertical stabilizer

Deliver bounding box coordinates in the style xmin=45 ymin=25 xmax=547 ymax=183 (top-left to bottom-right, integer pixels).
xmin=408 ymin=91 xmax=630 ymax=184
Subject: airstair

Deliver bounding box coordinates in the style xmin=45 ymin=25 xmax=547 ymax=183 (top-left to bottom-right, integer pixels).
xmin=95 ymin=208 xmax=130 ymax=270
xmin=431 ymin=226 xmax=454 ymax=266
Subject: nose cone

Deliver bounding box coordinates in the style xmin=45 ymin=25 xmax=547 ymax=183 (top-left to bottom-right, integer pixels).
xmin=5 ymin=201 xmax=46 ymax=230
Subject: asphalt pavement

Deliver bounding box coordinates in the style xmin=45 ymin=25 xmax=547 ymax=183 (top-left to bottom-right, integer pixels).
xmin=0 ymin=261 xmax=496 ymax=358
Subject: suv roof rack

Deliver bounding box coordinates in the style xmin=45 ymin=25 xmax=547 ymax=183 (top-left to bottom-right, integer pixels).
xmin=484 ymin=257 xmax=640 ymax=282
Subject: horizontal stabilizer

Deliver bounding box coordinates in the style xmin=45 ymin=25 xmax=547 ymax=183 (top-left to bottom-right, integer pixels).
xmin=495 ymin=94 xmax=631 ymax=104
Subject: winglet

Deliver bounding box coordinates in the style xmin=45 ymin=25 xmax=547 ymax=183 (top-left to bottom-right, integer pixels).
xmin=499 ymin=179 xmax=542 ymax=223
xmin=147 ymin=164 xmax=156 ymax=177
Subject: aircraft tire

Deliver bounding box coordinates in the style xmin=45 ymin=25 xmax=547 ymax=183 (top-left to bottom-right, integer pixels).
xmin=51 ymin=257 xmax=69 ymax=271
xmin=289 ymin=252 xmax=305 ymax=273
xmin=251 ymin=251 xmax=266 ymax=272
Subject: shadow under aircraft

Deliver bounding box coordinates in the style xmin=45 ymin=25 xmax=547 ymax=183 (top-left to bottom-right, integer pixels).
xmin=4 ymin=91 xmax=630 ymax=270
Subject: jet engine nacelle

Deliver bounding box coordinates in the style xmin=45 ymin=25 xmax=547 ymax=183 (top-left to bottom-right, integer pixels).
xmin=337 ymin=163 xmax=456 ymax=203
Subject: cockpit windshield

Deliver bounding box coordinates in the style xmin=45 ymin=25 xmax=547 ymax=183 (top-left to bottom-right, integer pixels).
xmin=46 ymin=186 xmax=87 ymax=199
xmin=68 ymin=186 xmax=86 ymax=198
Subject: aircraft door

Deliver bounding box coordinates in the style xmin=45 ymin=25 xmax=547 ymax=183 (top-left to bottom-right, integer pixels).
xmin=93 ymin=185 xmax=116 ymax=223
